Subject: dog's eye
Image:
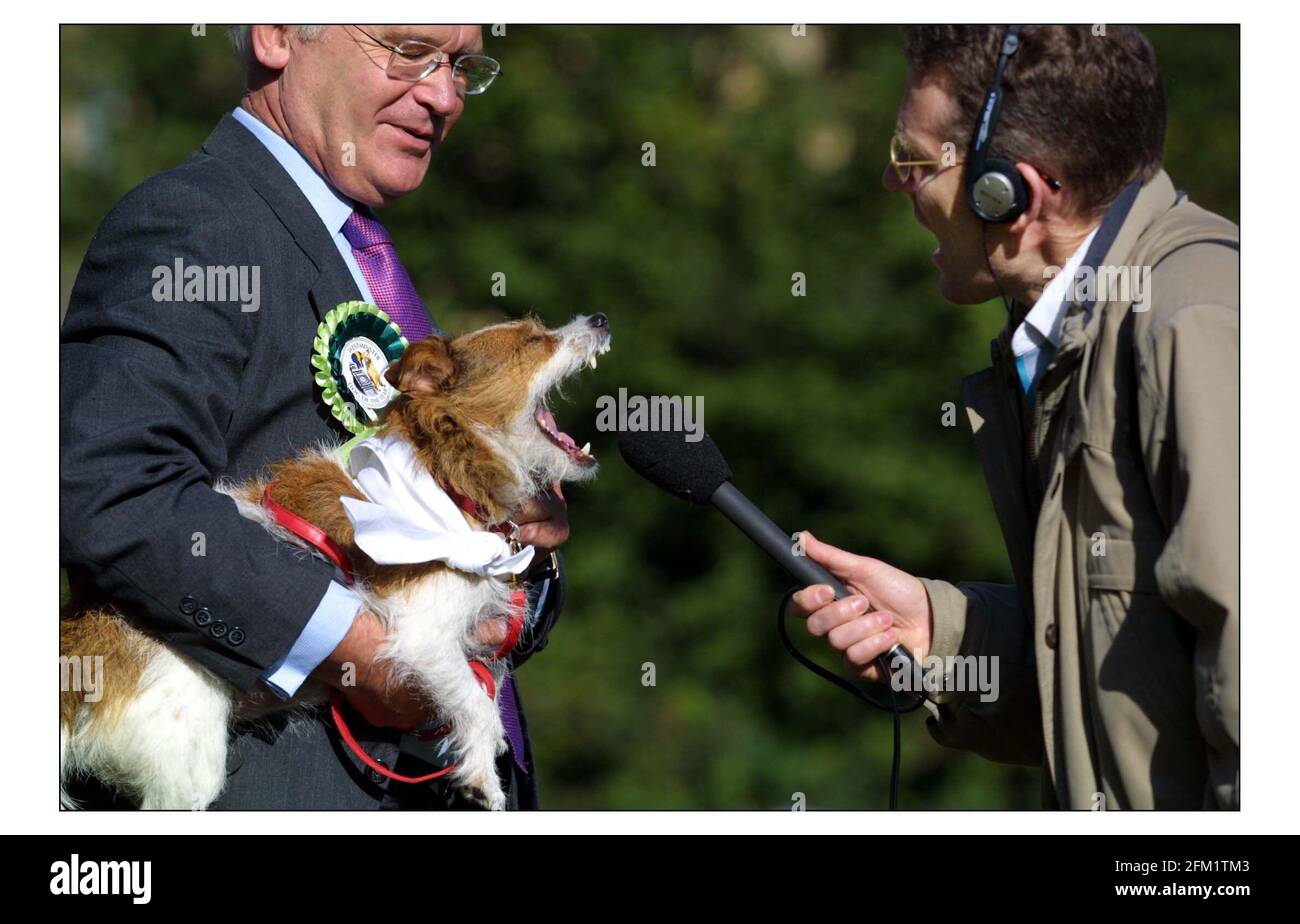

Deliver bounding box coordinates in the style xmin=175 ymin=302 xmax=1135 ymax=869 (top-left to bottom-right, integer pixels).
xmin=527 ymin=335 xmax=543 ymax=344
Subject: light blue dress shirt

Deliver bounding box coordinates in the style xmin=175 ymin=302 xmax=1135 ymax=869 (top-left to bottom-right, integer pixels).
xmin=232 ymin=107 xmax=372 ymax=697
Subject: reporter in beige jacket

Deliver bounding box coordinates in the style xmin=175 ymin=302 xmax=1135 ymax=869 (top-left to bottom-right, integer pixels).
xmin=791 ymin=25 xmax=1238 ymax=809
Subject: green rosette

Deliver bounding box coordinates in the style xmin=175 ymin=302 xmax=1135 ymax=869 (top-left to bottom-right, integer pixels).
xmin=311 ymin=301 xmax=409 ymax=436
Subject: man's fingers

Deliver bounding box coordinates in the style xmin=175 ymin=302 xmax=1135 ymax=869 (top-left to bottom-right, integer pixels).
xmin=827 ymin=611 xmax=894 ymax=653
xmin=345 ymin=687 xmax=424 ymax=732
xmin=798 ymin=530 xmax=869 ymax=580
xmin=517 ymin=520 xmax=567 ymax=552
xmin=844 ymin=628 xmax=899 ymax=668
xmin=516 ymin=489 xmax=567 ymax=525
xmin=514 ymin=496 xmax=548 ymax=524
xmin=804 ymin=594 xmax=871 ymax=638
xmin=789 ymin=584 xmax=835 ymax=619
xmin=514 ymin=488 xmax=570 ymax=553
xmin=473 ymin=615 xmax=510 ymax=647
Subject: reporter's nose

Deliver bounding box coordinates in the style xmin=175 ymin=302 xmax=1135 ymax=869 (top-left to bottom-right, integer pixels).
xmin=882 ymin=162 xmax=906 ymax=194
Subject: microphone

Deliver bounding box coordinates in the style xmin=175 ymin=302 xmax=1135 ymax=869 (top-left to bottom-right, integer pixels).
xmin=618 ymin=427 xmax=921 ymax=684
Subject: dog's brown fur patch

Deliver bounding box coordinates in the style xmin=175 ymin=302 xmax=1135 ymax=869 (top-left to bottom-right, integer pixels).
xmin=60 ymin=603 xmax=151 ymax=732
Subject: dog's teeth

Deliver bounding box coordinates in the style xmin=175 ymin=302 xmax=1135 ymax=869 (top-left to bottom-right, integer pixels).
xmin=588 ymin=356 xmax=597 ymax=369
xmin=580 ymin=442 xmax=591 ymax=455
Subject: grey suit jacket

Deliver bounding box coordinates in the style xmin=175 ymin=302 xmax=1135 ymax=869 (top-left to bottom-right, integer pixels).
xmin=61 ymin=113 xmax=558 ymax=809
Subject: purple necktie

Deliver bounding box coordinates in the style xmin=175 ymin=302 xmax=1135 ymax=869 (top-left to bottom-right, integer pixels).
xmin=499 ymin=674 xmax=527 ymax=774
xmin=344 ymin=210 xmax=528 ymax=774
xmin=342 ymin=210 xmax=435 ymax=342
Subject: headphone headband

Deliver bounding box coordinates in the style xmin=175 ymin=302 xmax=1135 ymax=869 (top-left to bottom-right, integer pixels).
xmin=965 ymin=25 xmax=1028 ymax=223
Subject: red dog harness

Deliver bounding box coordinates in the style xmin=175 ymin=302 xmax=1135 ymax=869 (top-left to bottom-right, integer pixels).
xmin=260 ymin=481 xmax=527 ymax=785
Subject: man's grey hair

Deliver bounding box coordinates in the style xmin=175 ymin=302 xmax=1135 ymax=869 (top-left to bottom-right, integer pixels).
xmin=227 ymin=25 xmax=327 ymax=73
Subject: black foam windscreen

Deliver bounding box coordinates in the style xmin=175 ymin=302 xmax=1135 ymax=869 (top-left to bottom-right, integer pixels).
xmin=617 ymin=427 xmax=731 ymax=505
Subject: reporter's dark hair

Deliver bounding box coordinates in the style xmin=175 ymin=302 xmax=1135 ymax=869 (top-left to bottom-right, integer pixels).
xmin=901 ymin=25 xmax=1166 ymax=216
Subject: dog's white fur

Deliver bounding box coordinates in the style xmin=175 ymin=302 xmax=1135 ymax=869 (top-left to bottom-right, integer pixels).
xmin=61 ymin=316 xmax=610 ymax=810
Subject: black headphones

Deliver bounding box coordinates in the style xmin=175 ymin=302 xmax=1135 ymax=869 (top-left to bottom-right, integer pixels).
xmin=964 ymin=24 xmax=1028 ymax=223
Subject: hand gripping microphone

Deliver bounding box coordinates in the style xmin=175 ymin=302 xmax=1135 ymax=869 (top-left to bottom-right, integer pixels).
xmin=618 ymin=427 xmax=921 ymax=683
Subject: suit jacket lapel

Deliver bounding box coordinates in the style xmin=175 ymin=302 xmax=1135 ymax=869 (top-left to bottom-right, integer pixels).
xmin=201 ymin=113 xmax=361 ymax=323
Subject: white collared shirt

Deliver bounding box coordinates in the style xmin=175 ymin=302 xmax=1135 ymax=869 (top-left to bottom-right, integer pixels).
xmin=1010 ymin=226 xmax=1099 ymax=394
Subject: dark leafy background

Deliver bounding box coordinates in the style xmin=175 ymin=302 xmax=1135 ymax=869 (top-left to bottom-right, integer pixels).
xmin=60 ymin=25 xmax=1238 ymax=809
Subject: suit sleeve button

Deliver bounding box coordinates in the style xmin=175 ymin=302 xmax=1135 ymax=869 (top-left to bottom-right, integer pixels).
xmin=193 ymin=607 xmax=212 ymax=627
xmin=209 ymin=621 xmax=228 ymax=639
xmin=1045 ymin=622 xmax=1058 ymax=649
xmin=227 ymin=627 xmax=246 ymax=646
xmin=179 ymin=595 xmax=198 ymax=616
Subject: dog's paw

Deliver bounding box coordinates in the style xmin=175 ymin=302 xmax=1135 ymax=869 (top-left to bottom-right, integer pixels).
xmin=456 ymin=759 xmax=507 ymax=811
xmin=452 ymin=738 xmax=507 ymax=811
xmin=464 ymin=782 xmax=507 ymax=811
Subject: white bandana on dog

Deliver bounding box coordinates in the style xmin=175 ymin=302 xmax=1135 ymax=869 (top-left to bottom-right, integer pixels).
xmin=339 ymin=432 xmax=535 ymax=578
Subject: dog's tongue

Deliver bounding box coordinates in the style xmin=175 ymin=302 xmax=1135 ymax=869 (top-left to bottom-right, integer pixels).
xmin=536 ymin=407 xmax=578 ymax=449
xmin=536 ymin=406 xmax=594 ymax=463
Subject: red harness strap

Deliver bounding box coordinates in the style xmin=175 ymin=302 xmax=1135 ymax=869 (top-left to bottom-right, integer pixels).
xmin=444 ymin=486 xmax=493 ymax=526
xmin=328 ymin=694 xmax=457 ymax=784
xmin=260 ymin=480 xmax=521 ymax=786
xmin=495 ymin=589 xmax=526 ymax=661
xmin=262 ymin=483 xmax=355 ymax=585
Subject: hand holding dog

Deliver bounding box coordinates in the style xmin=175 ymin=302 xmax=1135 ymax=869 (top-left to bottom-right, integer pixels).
xmin=317 ymin=484 xmax=570 ymax=730
xmin=319 ymin=611 xmax=435 ymax=729
xmin=787 ymin=531 xmax=934 ymax=683
xmin=514 ymin=482 xmax=569 ymax=553
xmin=320 ymin=609 xmax=528 ymax=730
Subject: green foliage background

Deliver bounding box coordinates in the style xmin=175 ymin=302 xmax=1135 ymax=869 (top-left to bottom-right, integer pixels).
xmin=60 ymin=24 xmax=1239 ymax=809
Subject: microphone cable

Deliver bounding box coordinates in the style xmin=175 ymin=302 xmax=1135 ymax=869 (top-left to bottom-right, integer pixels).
xmin=777 ymin=587 xmax=926 ymax=810
xmin=982 ymin=220 xmax=1015 ymax=316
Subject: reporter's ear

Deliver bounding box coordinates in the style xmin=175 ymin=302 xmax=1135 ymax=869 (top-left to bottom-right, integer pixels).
xmin=1009 ymin=162 xmax=1057 ymax=232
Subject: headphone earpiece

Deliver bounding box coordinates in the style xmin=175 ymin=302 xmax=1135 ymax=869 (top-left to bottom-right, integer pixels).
xmin=967 ymin=156 xmax=1028 ymax=223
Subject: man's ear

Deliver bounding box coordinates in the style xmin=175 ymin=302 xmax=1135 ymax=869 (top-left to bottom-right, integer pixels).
xmin=384 ymin=336 xmax=458 ymax=396
xmin=249 ymin=25 xmax=292 ymax=71
xmin=1009 ymin=162 xmax=1051 ymax=232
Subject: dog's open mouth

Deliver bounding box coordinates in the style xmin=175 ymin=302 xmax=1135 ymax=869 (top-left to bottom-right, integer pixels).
xmin=536 ymin=406 xmax=596 ymax=466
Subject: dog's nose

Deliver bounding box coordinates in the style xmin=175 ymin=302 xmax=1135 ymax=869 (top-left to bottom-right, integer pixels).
xmin=588 ymin=312 xmax=609 ymax=330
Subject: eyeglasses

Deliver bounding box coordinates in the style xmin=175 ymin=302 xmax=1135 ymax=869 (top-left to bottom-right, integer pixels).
xmin=889 ymin=132 xmax=1063 ymax=191
xmin=349 ymin=26 xmax=502 ymax=95
xmin=889 ymin=133 xmax=962 ymax=187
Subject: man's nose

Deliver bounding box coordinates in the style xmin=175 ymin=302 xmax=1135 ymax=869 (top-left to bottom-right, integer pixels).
xmin=410 ymin=66 xmax=462 ymax=116
xmin=882 ymin=162 xmax=906 ymax=194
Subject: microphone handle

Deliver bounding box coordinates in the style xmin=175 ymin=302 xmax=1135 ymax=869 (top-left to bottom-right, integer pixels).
xmin=709 ymin=481 xmax=921 ymax=682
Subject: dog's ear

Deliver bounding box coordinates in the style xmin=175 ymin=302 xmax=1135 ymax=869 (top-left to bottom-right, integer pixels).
xmin=385 ymin=335 xmax=458 ymax=396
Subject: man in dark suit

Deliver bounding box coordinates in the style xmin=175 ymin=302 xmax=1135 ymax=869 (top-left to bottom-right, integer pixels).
xmin=60 ymin=25 xmax=568 ymax=809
